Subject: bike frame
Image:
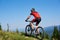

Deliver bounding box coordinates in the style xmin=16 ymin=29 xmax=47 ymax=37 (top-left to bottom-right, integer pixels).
xmin=26 ymin=20 xmax=37 ymax=30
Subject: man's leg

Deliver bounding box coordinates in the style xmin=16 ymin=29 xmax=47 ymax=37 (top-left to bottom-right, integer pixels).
xmin=36 ymin=24 xmax=39 ymax=34
xmin=30 ymin=18 xmax=36 ymax=30
xmin=36 ymin=18 xmax=41 ymax=34
xmin=30 ymin=22 xmax=34 ymax=30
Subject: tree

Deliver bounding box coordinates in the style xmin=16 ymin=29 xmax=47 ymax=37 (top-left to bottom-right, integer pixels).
xmin=58 ymin=26 xmax=60 ymax=40
xmin=52 ymin=26 xmax=59 ymax=40
xmin=7 ymin=24 xmax=9 ymax=32
xmin=16 ymin=28 xmax=19 ymax=33
xmin=0 ymin=23 xmax=2 ymax=30
xmin=44 ymin=32 xmax=49 ymax=39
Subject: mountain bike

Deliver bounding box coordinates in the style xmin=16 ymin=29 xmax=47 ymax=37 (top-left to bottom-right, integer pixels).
xmin=25 ymin=20 xmax=44 ymax=40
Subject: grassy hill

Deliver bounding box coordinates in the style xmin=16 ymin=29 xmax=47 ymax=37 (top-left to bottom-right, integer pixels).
xmin=0 ymin=30 xmax=49 ymax=40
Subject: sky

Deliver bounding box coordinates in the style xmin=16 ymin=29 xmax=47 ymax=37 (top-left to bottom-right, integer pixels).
xmin=0 ymin=0 xmax=60 ymax=31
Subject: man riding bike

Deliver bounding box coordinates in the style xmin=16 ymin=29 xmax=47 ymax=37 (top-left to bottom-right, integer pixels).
xmin=25 ymin=8 xmax=41 ymax=33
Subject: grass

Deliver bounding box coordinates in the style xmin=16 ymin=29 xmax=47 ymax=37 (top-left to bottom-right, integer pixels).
xmin=0 ymin=30 xmax=49 ymax=40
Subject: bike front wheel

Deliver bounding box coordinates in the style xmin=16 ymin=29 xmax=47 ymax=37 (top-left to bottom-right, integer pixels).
xmin=25 ymin=25 xmax=32 ymax=36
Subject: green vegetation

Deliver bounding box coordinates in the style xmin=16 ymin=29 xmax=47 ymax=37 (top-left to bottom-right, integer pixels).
xmin=51 ymin=26 xmax=60 ymax=40
xmin=0 ymin=24 xmax=60 ymax=40
xmin=7 ymin=24 xmax=9 ymax=32
xmin=16 ymin=28 xmax=19 ymax=33
xmin=44 ymin=32 xmax=49 ymax=39
xmin=0 ymin=30 xmax=49 ymax=40
xmin=0 ymin=23 xmax=2 ymax=30
xmin=0 ymin=31 xmax=37 ymax=40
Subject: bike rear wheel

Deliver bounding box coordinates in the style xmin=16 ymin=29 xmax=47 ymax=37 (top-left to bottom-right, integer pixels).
xmin=25 ymin=25 xmax=32 ymax=36
xmin=36 ymin=26 xmax=44 ymax=40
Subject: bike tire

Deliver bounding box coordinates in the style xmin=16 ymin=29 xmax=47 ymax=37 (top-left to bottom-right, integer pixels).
xmin=36 ymin=26 xmax=44 ymax=40
xmin=25 ymin=25 xmax=32 ymax=36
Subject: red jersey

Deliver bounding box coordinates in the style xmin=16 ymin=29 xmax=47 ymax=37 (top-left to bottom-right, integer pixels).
xmin=30 ymin=11 xmax=41 ymax=19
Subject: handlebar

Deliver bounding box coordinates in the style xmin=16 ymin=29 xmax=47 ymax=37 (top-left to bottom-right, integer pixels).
xmin=25 ymin=20 xmax=36 ymax=25
xmin=25 ymin=20 xmax=32 ymax=22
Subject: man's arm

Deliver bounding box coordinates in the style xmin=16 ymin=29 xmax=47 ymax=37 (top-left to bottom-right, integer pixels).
xmin=25 ymin=13 xmax=32 ymax=21
xmin=26 ymin=15 xmax=31 ymax=20
xmin=25 ymin=15 xmax=31 ymax=22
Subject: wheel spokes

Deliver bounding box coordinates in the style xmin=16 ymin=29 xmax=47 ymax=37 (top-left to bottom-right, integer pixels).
xmin=36 ymin=27 xmax=44 ymax=39
xmin=25 ymin=25 xmax=32 ymax=35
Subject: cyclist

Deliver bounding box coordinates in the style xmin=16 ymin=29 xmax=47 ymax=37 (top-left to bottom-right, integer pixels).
xmin=25 ymin=8 xmax=41 ymax=32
